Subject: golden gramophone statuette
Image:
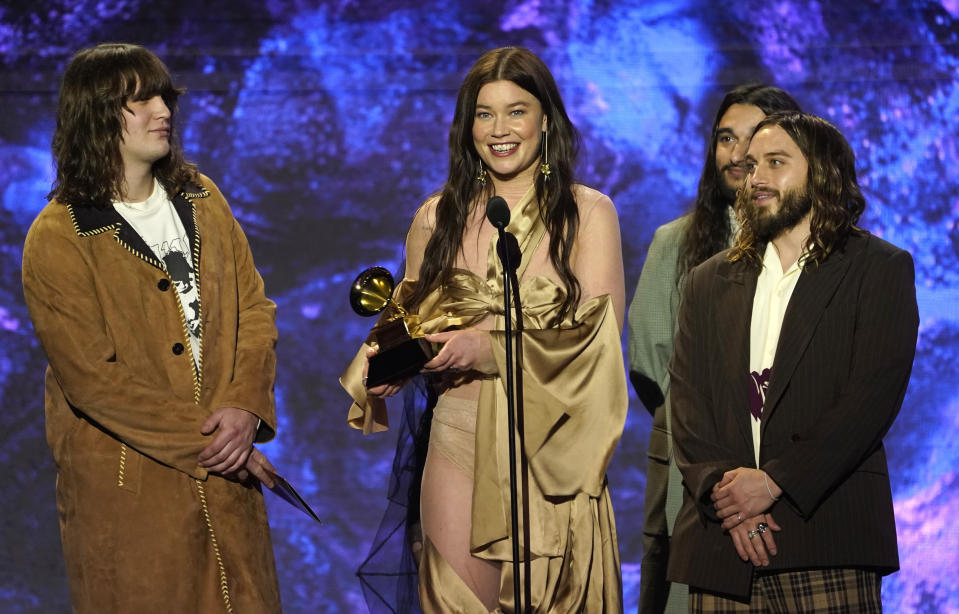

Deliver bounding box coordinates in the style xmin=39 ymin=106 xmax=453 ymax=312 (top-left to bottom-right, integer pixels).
xmin=350 ymin=266 xmax=433 ymax=388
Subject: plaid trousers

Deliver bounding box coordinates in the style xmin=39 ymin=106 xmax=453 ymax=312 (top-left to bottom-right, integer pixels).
xmin=690 ymin=568 xmax=882 ymax=613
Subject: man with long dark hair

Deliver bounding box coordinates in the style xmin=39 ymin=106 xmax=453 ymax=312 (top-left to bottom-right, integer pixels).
xmin=22 ymin=43 xmax=281 ymax=612
xmin=669 ymin=113 xmax=918 ymax=610
xmin=627 ymin=84 xmax=800 ymax=613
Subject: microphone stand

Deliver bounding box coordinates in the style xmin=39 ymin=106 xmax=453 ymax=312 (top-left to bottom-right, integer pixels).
xmin=498 ymin=233 xmax=531 ymax=612
xmin=495 ymin=226 xmax=524 ymax=614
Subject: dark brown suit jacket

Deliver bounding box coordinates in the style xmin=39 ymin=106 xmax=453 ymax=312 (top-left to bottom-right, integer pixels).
xmin=666 ymin=231 xmax=918 ymax=600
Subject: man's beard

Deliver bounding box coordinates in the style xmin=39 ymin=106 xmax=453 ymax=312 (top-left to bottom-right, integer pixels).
xmin=746 ymin=186 xmax=813 ymax=243
xmin=718 ymin=163 xmax=744 ymax=204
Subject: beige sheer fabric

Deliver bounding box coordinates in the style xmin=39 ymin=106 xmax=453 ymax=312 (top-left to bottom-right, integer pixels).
xmin=342 ymin=184 xmax=627 ymax=613
xmin=431 ymin=394 xmax=480 ymax=478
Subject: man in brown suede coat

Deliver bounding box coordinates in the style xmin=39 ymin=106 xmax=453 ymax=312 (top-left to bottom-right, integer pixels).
xmin=22 ymin=43 xmax=282 ymax=612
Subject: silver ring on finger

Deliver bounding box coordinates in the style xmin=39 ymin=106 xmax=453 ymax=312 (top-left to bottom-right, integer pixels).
xmin=757 ymin=522 xmax=768 ymax=534
xmin=737 ymin=513 xmax=742 ymax=523
xmin=747 ymin=529 xmax=759 ymax=539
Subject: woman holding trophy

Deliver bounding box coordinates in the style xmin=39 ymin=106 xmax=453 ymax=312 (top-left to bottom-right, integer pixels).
xmin=342 ymin=47 xmax=627 ymax=613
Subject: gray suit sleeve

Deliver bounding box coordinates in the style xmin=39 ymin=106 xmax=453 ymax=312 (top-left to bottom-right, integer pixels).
xmin=627 ymin=218 xmax=686 ymax=414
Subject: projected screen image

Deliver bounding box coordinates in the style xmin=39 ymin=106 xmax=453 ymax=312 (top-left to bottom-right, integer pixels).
xmin=1 ymin=2 xmax=957 ymax=612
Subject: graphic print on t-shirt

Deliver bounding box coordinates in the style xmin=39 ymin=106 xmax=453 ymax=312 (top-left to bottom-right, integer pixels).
xmin=748 ymin=367 xmax=771 ymax=420
xmin=113 ymin=179 xmax=202 ymax=366
xmin=153 ymin=235 xmax=202 ymax=345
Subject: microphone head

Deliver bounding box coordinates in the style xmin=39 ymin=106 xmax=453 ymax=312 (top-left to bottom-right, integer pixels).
xmin=485 ymin=196 xmax=510 ymax=229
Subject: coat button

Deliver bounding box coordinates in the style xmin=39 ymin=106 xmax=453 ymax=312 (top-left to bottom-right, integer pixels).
xmin=157 ymin=278 xmax=171 ymax=291
xmin=790 ymin=433 xmax=801 ymax=442
xmin=172 ymin=343 xmax=185 ymax=355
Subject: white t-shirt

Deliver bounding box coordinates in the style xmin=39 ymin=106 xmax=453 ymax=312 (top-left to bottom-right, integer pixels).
xmin=114 ymin=179 xmax=202 ymax=366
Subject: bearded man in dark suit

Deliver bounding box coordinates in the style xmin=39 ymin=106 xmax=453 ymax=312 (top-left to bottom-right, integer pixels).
xmin=627 ymin=84 xmax=800 ymax=614
xmin=668 ymin=112 xmax=919 ymax=612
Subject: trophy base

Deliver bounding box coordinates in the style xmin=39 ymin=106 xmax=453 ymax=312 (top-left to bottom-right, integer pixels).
xmin=366 ymin=337 xmax=434 ymax=388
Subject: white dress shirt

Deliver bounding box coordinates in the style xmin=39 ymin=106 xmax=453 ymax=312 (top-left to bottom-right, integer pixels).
xmin=748 ymin=242 xmax=804 ymax=466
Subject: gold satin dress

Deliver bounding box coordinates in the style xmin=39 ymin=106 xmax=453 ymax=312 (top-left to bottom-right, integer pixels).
xmin=343 ymin=185 xmax=627 ymax=613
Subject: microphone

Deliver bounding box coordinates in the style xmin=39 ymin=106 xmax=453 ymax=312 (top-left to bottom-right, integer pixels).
xmin=486 ymin=196 xmax=520 ymax=271
xmin=485 ymin=196 xmax=510 ymax=229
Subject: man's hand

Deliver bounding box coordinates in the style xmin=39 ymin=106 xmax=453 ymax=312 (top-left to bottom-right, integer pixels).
xmin=198 ymin=407 xmax=259 ymax=476
xmin=713 ymin=467 xmax=780 ymax=529
xmin=729 ymin=513 xmax=781 ymax=566
xmin=234 ymin=448 xmax=278 ymax=488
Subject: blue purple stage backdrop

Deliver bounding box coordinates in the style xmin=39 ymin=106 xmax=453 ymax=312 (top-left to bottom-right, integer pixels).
xmin=1 ymin=1 xmax=957 ymax=612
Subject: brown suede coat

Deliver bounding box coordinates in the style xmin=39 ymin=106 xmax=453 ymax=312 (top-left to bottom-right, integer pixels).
xmin=22 ymin=175 xmax=282 ymax=613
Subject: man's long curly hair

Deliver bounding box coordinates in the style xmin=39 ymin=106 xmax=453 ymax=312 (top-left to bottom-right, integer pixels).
xmin=679 ymin=84 xmax=801 ymax=278
xmin=728 ymin=112 xmax=866 ymax=268
xmin=49 ymin=43 xmax=197 ymax=208
xmin=406 ymin=47 xmax=582 ymax=322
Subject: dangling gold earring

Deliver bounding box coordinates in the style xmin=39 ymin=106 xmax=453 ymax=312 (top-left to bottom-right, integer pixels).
xmin=539 ymin=129 xmax=551 ymax=179
xmin=476 ymin=160 xmax=488 ymax=186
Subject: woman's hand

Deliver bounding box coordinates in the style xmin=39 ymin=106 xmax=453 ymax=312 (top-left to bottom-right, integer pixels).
xmin=364 ymin=345 xmax=407 ymax=398
xmin=421 ymin=330 xmax=497 ymax=375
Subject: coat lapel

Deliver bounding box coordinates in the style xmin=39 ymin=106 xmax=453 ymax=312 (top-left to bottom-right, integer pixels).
xmin=761 ymin=241 xmax=858 ymax=422
xmin=172 ymin=186 xmax=205 ymax=349
xmin=171 ymin=185 xmax=202 ymax=271
xmin=715 ymin=258 xmax=759 ymax=453
xmin=170 ymin=183 xmax=202 ymax=252
xmin=68 ymin=201 xmax=164 ymax=269
xmin=67 ymin=182 xmax=204 ymax=272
